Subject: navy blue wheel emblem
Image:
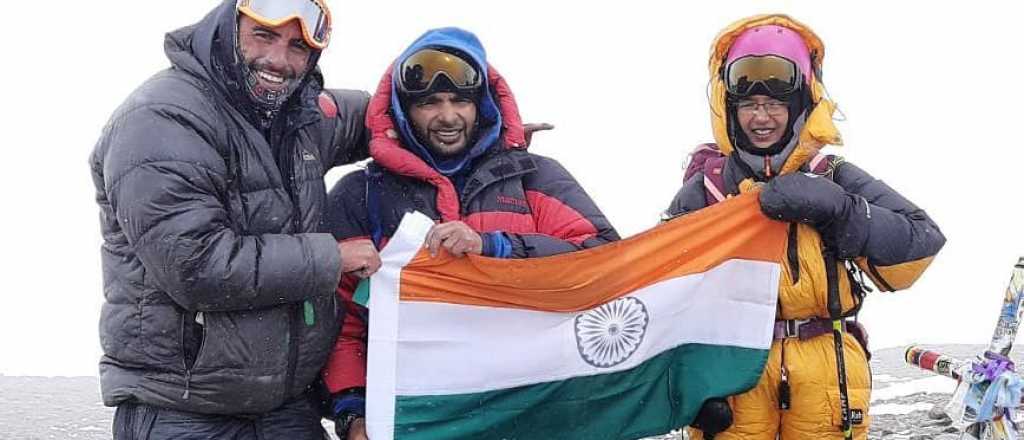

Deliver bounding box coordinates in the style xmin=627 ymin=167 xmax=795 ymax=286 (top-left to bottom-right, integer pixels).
xmin=575 ymin=297 xmax=649 ymax=368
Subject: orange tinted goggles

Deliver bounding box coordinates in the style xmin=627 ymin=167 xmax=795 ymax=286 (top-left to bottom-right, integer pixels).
xmin=237 ymin=0 xmax=332 ymax=50
xmin=726 ymin=55 xmax=800 ymax=97
xmin=399 ymin=49 xmax=482 ymax=94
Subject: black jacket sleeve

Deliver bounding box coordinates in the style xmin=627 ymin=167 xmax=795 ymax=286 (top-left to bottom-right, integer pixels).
xmin=759 ymin=160 xmax=944 ymax=266
xmin=813 ymin=160 xmax=945 ymax=265
xmin=324 ymin=170 xmax=371 ymax=241
xmin=509 ymin=156 xmax=620 ymax=258
xmin=322 ymin=89 xmax=371 ymax=168
xmin=663 ymin=173 xmax=709 ymax=220
xmin=833 ymin=161 xmax=945 ymax=289
xmin=102 ymin=105 xmax=342 ymax=312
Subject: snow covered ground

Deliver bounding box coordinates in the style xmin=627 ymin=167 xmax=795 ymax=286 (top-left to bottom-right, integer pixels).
xmin=0 ymin=344 xmax=1007 ymax=440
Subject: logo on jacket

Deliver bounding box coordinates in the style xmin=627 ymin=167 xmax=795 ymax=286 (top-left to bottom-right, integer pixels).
xmin=575 ymin=297 xmax=649 ymax=368
xmin=302 ymin=150 xmax=316 ymax=161
xmin=496 ymin=195 xmax=528 ymax=209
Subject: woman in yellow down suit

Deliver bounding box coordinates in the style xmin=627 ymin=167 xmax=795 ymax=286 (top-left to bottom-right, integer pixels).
xmin=666 ymin=14 xmax=946 ymax=440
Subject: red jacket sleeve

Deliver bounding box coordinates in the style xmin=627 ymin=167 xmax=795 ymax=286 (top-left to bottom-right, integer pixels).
xmin=322 ymin=274 xmax=368 ymax=393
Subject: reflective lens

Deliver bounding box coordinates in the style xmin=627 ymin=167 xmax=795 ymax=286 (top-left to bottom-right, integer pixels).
xmin=238 ymin=0 xmax=331 ymax=49
xmin=399 ymin=49 xmax=482 ymax=94
xmin=726 ymin=55 xmax=800 ymax=97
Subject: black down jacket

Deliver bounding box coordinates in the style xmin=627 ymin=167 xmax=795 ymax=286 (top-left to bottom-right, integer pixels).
xmin=89 ymin=2 xmax=368 ymax=415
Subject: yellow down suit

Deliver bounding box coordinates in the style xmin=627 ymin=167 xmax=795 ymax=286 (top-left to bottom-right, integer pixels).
xmin=665 ymin=14 xmax=947 ymax=440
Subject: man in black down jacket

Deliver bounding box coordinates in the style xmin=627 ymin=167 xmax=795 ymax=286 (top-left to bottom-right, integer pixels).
xmin=89 ymin=1 xmax=379 ymax=438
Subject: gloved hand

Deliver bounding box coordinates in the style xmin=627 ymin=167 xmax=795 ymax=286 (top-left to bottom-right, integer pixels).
xmin=691 ymin=397 xmax=733 ymax=438
xmin=335 ymin=414 xmax=366 ymax=440
xmin=760 ymin=173 xmax=869 ymax=259
xmin=759 ymin=173 xmax=850 ymax=226
xmin=331 ymin=389 xmax=366 ymax=439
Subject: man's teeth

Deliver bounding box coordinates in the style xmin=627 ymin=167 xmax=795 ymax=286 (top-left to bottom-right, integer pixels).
xmin=753 ymin=129 xmax=773 ymax=135
xmin=258 ymin=71 xmax=285 ymax=85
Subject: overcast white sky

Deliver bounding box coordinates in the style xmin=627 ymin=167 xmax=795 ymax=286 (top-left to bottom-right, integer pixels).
xmin=1 ymin=1 xmax=1021 ymax=377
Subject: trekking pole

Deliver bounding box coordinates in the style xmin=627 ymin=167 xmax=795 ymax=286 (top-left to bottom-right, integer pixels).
xmin=824 ymin=250 xmax=854 ymax=440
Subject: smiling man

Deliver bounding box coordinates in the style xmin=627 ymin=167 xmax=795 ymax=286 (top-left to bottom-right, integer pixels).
xmin=321 ymin=27 xmax=619 ymax=440
xmin=90 ymin=0 xmax=380 ymax=438
xmin=236 ymin=13 xmax=312 ymax=114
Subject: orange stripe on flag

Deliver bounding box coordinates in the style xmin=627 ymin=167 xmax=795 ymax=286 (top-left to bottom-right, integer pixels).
xmin=399 ymin=192 xmax=786 ymax=311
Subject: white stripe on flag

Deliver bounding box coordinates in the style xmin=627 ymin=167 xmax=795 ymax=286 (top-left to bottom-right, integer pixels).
xmin=393 ymin=259 xmax=780 ymax=396
xmin=366 ymin=212 xmax=435 ymax=440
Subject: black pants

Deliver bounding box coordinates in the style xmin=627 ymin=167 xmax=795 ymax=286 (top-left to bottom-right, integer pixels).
xmin=112 ymin=397 xmax=329 ymax=440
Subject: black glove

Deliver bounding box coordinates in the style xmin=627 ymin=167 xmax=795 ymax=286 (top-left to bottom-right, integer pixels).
xmin=760 ymin=173 xmax=869 ymax=259
xmin=334 ymin=412 xmax=362 ymax=439
xmin=330 ymin=388 xmax=366 ymax=439
xmin=759 ymin=173 xmax=849 ymax=225
xmin=691 ymin=397 xmax=733 ymax=438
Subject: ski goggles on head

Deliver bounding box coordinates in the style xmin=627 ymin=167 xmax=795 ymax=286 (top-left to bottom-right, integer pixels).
xmin=725 ymin=55 xmax=801 ymax=97
xmin=399 ymin=49 xmax=482 ymax=95
xmin=237 ymin=0 xmax=332 ymax=50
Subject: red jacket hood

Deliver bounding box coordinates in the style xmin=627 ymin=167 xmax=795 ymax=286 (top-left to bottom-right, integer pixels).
xmin=363 ymin=64 xmax=527 ymax=221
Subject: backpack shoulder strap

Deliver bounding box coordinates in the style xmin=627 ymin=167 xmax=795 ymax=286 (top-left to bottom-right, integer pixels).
xmin=803 ymin=152 xmax=845 ymax=180
xmin=364 ymin=163 xmax=385 ymax=249
xmin=683 ymin=143 xmax=730 ymax=206
xmin=702 ymin=158 xmax=729 ymax=204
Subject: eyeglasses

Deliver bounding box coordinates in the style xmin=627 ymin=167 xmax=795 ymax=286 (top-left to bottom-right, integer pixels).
xmin=399 ymin=49 xmax=482 ymax=94
xmin=736 ymin=100 xmax=788 ymax=116
xmin=237 ymin=0 xmax=332 ymax=50
xmin=725 ymin=55 xmax=801 ymax=97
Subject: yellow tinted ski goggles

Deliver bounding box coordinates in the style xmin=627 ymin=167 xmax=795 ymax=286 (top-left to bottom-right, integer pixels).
xmin=237 ymin=0 xmax=332 ymax=50
xmin=399 ymin=49 xmax=482 ymax=94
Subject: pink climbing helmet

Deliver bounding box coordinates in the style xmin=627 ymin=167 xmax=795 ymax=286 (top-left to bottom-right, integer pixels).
xmin=724 ymin=25 xmax=813 ymax=96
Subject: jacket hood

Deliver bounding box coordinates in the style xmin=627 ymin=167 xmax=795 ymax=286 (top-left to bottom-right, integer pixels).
xmin=362 ymin=29 xmax=526 ymax=222
xmin=164 ymin=0 xmax=323 ymax=129
xmin=708 ymin=14 xmax=842 ymax=176
xmin=388 ymin=27 xmax=504 ymax=176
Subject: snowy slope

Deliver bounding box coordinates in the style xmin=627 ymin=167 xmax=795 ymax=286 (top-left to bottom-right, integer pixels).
xmin=0 ymin=344 xmax=1009 ymax=440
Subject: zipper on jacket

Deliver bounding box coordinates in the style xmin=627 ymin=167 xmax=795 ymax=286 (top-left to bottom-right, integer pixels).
xmin=284 ymin=303 xmax=302 ymax=399
xmin=182 ymin=370 xmax=192 ymax=400
xmin=787 ymin=223 xmax=800 ymax=283
xmin=278 ymin=123 xmax=321 ymax=391
xmin=179 ymin=312 xmax=204 ymax=400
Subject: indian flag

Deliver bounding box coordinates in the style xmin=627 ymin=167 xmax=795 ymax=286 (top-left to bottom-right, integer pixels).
xmin=365 ymin=194 xmax=786 ymax=439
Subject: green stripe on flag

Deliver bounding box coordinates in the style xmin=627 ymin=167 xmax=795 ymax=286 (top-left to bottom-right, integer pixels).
xmin=354 ymin=279 xmax=371 ymax=307
xmin=392 ymin=344 xmax=767 ymax=440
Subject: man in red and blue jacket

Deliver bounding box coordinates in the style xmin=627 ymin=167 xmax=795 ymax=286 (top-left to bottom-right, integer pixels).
xmin=321 ymin=27 xmax=620 ymax=439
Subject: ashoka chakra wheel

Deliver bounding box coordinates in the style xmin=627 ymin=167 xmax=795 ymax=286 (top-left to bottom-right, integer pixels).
xmin=574 ymin=297 xmax=649 ymax=368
